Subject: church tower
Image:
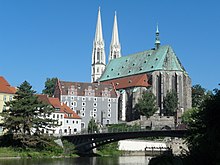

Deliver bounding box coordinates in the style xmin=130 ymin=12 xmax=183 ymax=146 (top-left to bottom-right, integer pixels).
xmin=109 ymin=11 xmax=121 ymax=62
xmin=155 ymin=24 xmax=161 ymax=49
xmin=91 ymin=7 xmax=106 ymax=82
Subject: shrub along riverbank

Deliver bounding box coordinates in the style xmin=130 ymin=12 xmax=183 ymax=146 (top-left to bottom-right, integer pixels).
xmin=0 ymin=138 xmax=78 ymax=158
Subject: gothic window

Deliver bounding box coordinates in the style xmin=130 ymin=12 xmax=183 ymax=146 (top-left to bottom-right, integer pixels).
xmin=97 ymin=51 xmax=100 ymax=62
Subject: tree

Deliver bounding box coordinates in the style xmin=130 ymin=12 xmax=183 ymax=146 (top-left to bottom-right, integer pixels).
xmin=135 ymin=91 xmax=157 ymax=118
xmin=185 ymin=87 xmax=220 ymax=164
xmin=192 ymin=84 xmax=206 ymax=108
xmin=163 ymin=90 xmax=178 ymax=116
xmin=42 ymin=77 xmax=58 ymax=97
xmin=2 ymin=81 xmax=58 ymax=148
xmin=88 ymin=118 xmax=99 ymax=133
xmin=181 ymin=108 xmax=198 ymax=125
xmin=191 ymin=84 xmax=213 ymax=108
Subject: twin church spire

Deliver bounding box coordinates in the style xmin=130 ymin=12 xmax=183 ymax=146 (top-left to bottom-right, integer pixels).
xmin=91 ymin=8 xmax=161 ymax=82
xmin=91 ymin=8 xmax=121 ymax=82
xmin=109 ymin=11 xmax=121 ymax=61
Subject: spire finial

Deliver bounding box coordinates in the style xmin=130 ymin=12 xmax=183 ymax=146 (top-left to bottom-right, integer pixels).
xmin=95 ymin=6 xmax=103 ymax=41
xmin=156 ymin=23 xmax=159 ymax=33
xmin=155 ymin=23 xmax=160 ymax=49
xmin=109 ymin=11 xmax=121 ymax=61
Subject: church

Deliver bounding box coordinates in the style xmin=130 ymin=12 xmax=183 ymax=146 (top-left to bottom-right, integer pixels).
xmin=91 ymin=8 xmax=192 ymax=122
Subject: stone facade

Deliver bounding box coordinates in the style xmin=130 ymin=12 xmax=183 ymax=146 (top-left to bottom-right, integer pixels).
xmin=54 ymin=80 xmax=118 ymax=129
xmin=99 ymin=45 xmax=192 ymax=121
xmin=90 ymin=8 xmax=192 ymax=122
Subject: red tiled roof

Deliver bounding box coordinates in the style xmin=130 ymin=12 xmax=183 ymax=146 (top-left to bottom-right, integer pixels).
xmin=0 ymin=76 xmax=16 ymax=94
xmin=0 ymin=76 xmax=10 ymax=86
xmin=37 ymin=94 xmax=51 ymax=104
xmin=37 ymin=94 xmax=61 ymax=109
xmin=48 ymin=97 xmax=61 ymax=109
xmin=61 ymin=104 xmax=81 ymax=119
xmin=37 ymin=94 xmax=81 ymax=119
xmin=102 ymin=74 xmax=151 ymax=89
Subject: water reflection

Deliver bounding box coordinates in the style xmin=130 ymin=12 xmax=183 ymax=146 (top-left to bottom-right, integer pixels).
xmin=0 ymin=156 xmax=151 ymax=165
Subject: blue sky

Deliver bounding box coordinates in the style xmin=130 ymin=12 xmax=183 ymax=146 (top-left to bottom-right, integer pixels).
xmin=0 ymin=1 xmax=219 ymax=93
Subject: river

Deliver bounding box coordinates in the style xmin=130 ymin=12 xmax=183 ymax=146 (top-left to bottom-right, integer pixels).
xmin=0 ymin=156 xmax=152 ymax=165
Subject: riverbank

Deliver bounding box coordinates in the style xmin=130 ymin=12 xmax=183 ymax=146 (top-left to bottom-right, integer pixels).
xmin=0 ymin=147 xmax=78 ymax=159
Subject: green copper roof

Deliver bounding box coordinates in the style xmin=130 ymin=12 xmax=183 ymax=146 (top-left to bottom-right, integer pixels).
xmin=99 ymin=45 xmax=185 ymax=81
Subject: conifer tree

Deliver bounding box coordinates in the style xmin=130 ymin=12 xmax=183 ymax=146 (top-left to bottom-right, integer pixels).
xmin=2 ymin=81 xmax=58 ymax=148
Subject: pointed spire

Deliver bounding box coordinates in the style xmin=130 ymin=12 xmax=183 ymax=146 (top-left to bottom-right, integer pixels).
xmin=155 ymin=23 xmax=160 ymax=49
xmin=95 ymin=7 xmax=103 ymax=42
xmin=109 ymin=11 xmax=121 ymax=61
xmin=91 ymin=7 xmax=106 ymax=82
xmin=111 ymin=11 xmax=120 ymax=45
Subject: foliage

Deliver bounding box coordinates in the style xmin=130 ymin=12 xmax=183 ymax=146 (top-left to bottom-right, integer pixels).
xmin=62 ymin=140 xmax=76 ymax=156
xmin=181 ymin=108 xmax=198 ymax=125
xmin=87 ymin=118 xmax=99 ymax=133
xmin=107 ymin=123 xmax=141 ymax=132
xmin=1 ymin=81 xmax=59 ymax=149
xmin=191 ymin=84 xmax=212 ymax=108
xmin=97 ymin=142 xmax=123 ymax=156
xmin=42 ymin=77 xmax=58 ymax=97
xmin=163 ymin=90 xmax=178 ymax=116
xmin=185 ymin=87 xmax=220 ymax=164
xmin=135 ymin=91 xmax=157 ymax=118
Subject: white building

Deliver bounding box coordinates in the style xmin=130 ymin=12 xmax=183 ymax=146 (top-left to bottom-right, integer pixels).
xmin=37 ymin=95 xmax=81 ymax=135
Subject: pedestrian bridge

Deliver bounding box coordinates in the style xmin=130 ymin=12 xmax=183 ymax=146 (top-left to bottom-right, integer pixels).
xmin=62 ymin=129 xmax=187 ymax=156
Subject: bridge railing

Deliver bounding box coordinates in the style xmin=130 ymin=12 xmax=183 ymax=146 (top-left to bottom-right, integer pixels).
xmin=78 ymin=126 xmax=145 ymax=135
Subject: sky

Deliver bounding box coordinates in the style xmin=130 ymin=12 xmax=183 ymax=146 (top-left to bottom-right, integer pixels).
xmin=0 ymin=0 xmax=220 ymax=93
